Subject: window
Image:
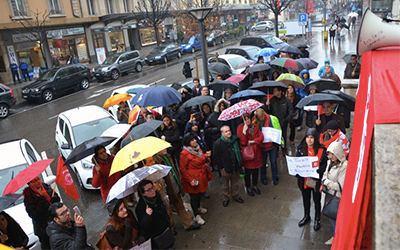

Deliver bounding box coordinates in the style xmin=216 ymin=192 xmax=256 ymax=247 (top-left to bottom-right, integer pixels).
xmin=86 ymin=0 xmax=95 ymax=15
xmin=10 ymin=0 xmax=29 ymax=16
xmin=49 ymin=0 xmax=63 ymax=14
xmin=123 ymin=0 xmax=129 ymax=12
xmin=58 ymin=118 xmax=65 ymax=134
xmin=64 ymin=126 xmax=72 ymax=146
xmin=56 ymin=68 xmax=69 ymax=78
xmin=106 ymin=0 xmax=113 ymax=14
xmin=0 ymin=88 xmax=4 ymax=93
xmin=69 ymin=67 xmax=79 ymax=74
xmin=24 ymin=143 xmax=37 ymax=163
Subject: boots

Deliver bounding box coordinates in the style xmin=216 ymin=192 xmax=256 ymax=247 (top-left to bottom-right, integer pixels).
xmin=298 ymin=215 xmax=311 ymax=227
xmin=314 ymin=218 xmax=321 ymax=231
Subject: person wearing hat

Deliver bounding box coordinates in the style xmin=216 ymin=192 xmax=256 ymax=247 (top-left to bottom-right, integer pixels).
xmin=319 ymin=120 xmax=349 ymax=158
xmin=105 ymin=199 xmax=142 ymax=249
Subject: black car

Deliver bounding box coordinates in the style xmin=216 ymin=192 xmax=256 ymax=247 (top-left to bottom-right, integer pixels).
xmin=145 ymin=44 xmax=183 ymax=65
xmin=225 ymin=46 xmax=261 ymax=61
xmin=0 ymin=83 xmax=16 ymax=118
xmin=21 ymin=64 xmax=91 ymax=103
xmin=207 ymin=30 xmax=226 ymax=47
xmin=240 ymin=35 xmax=288 ymax=50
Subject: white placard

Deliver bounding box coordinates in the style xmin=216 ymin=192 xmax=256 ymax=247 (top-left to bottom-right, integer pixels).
xmin=285 ymin=156 xmax=319 ymax=178
xmin=303 ymin=105 xmax=318 ymax=111
xmin=131 ymin=239 xmax=151 ymax=250
xmin=262 ymin=127 xmax=281 ymax=145
xmin=96 ymin=47 xmax=106 ymax=64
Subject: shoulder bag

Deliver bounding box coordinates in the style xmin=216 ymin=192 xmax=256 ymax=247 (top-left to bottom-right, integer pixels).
xmin=322 ymin=183 xmax=342 ymax=221
xmin=153 ymin=227 xmax=175 ymax=249
xmin=205 ymin=163 xmax=214 ymax=181
xmin=241 ymin=144 xmax=255 ymax=161
xmin=96 ymin=231 xmax=121 ymax=250
xmin=291 ymin=108 xmax=300 ymax=121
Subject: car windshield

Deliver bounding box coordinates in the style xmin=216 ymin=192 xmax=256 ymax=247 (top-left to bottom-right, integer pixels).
xmin=247 ymin=48 xmax=260 ymax=58
xmin=182 ymin=37 xmax=190 ymax=43
xmin=227 ymin=57 xmax=248 ymax=68
xmin=102 ymin=56 xmax=119 ymax=65
xmin=39 ymin=70 xmax=57 ymax=81
xmin=0 ymin=164 xmax=29 ymax=195
xmin=265 ymin=36 xmax=283 ymax=45
xmin=209 ymin=32 xmax=215 ymax=38
xmin=151 ymin=46 xmax=166 ymax=53
xmin=72 ymin=117 xmax=117 ymax=146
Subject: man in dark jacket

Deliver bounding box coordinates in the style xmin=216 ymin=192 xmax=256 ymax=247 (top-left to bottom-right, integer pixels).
xmin=19 ymin=60 xmax=31 ymax=81
xmin=314 ymin=101 xmax=346 ymax=135
xmin=344 ymin=55 xmax=361 ymax=79
xmin=47 ymin=202 xmax=94 ymax=250
xmin=192 ymin=78 xmax=202 ymax=96
xmin=213 ymin=125 xmax=244 ymax=207
xmin=321 ymin=65 xmax=341 ymax=88
xmin=204 ymin=98 xmax=230 ymax=151
xmin=9 ymin=62 xmax=21 ymax=84
xmin=167 ymin=103 xmax=188 ymax=136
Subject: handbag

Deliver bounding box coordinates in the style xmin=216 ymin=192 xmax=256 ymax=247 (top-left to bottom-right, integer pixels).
xmin=96 ymin=231 xmax=121 ymax=250
xmin=205 ymin=163 xmax=214 ymax=181
xmin=241 ymin=144 xmax=255 ymax=161
xmin=291 ymin=108 xmax=300 ymax=121
xmin=153 ymin=227 xmax=175 ymax=249
xmin=322 ymin=184 xmax=342 ymax=221
xmin=305 ymin=178 xmax=317 ymax=189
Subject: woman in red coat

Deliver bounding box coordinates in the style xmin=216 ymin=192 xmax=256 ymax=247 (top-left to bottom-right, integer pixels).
xmin=180 ymin=132 xmax=211 ymax=226
xmin=237 ymin=113 xmax=264 ymax=197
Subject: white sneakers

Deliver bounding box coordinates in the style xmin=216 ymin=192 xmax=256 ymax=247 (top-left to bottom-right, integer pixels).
xmin=325 ymin=237 xmax=334 ymax=246
xmin=195 ymin=215 xmax=205 ymax=225
xmin=198 ymin=207 xmax=208 ymax=214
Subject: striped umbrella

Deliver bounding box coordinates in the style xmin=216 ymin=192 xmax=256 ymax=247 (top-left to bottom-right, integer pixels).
xmin=270 ymin=58 xmax=299 ymax=71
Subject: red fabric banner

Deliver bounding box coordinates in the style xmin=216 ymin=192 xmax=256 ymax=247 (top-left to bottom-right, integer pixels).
xmin=56 ymin=155 xmax=80 ymax=201
xmin=332 ymin=49 xmax=400 ymax=249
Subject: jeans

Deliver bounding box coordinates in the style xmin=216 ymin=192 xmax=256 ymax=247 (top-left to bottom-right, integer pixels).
xmin=337 ymin=34 xmax=341 ymax=43
xmin=21 ymin=69 xmax=31 ymax=81
xmin=11 ymin=71 xmax=21 ymax=83
xmin=330 ymin=219 xmax=336 ymax=237
xmin=260 ymin=146 xmax=278 ymax=182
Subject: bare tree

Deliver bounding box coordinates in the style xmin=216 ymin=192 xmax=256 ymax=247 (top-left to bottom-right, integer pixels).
xmin=135 ymin=0 xmax=171 ymax=46
xmin=259 ymin=0 xmax=295 ymax=37
xmin=5 ymin=9 xmax=50 ymax=68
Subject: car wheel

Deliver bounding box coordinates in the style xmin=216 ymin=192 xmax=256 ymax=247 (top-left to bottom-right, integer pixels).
xmin=111 ymin=69 xmax=119 ymax=80
xmin=42 ymin=89 xmax=54 ymax=102
xmin=0 ymin=104 xmax=9 ymax=118
xmin=265 ymin=27 xmax=269 ymax=31
xmin=177 ymin=52 xmax=181 ymax=58
xmin=80 ymin=78 xmax=90 ymax=90
xmin=163 ymin=57 xmax=168 ymax=64
xmin=252 ymin=28 xmax=256 ymax=31
xmin=191 ymin=47 xmax=195 ymax=53
xmin=221 ymin=37 xmax=225 ymax=43
xmin=212 ymin=40 xmax=216 ymax=47
xmin=135 ymin=62 xmax=142 ymax=72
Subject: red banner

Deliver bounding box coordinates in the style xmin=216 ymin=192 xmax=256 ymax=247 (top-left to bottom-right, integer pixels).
xmin=56 ymin=155 xmax=80 ymax=201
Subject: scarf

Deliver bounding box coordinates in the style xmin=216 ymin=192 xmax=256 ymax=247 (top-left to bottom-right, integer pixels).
xmin=220 ymin=135 xmax=242 ymax=166
xmin=29 ymin=183 xmax=51 ymax=205
xmin=157 ymin=153 xmax=180 ymax=185
xmin=183 ymin=145 xmax=203 ymax=158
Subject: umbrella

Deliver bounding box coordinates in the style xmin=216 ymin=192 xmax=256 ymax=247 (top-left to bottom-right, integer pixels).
xmin=294 ymin=43 xmax=309 ymax=48
xmin=103 ymin=93 xmax=132 ymax=108
xmin=249 ymin=81 xmax=288 ymax=97
xmin=120 ymin=120 xmax=163 ymax=147
xmin=295 ymin=58 xmax=319 ymax=70
xmin=342 ymin=52 xmax=361 ymax=64
xmin=130 ymin=85 xmax=181 ymax=107
xmin=179 ymin=56 xmax=195 ymax=63
xmin=296 ymin=93 xmax=345 ymax=110
xmin=276 ymin=73 xmax=304 ymax=89
xmin=126 ymin=87 xmax=144 ymax=95
xmin=254 ymin=48 xmax=279 ymax=57
xmin=208 ymin=62 xmax=232 ymax=75
xmin=279 ymin=46 xmax=303 ymax=55
xmin=101 ymin=124 xmax=131 ymax=139
xmin=245 ymin=63 xmax=271 ymax=73
xmin=181 ymin=95 xmax=216 ymax=109
xmin=228 ymin=89 xmax=266 ymax=102
xmin=64 ymin=137 xmax=116 ymax=166
xmin=110 ymin=136 xmax=171 ymax=176
xmin=304 ymin=79 xmax=341 ymax=93
xmin=218 ymin=99 xmax=263 ymax=121
xmin=0 ymin=194 xmax=23 ymax=212
xmin=225 ymin=74 xmax=247 ymax=84
xmin=106 ymin=164 xmax=171 ymax=203
xmin=234 ymin=60 xmax=255 ymax=70
xmin=270 ymin=58 xmax=299 ymax=71
xmin=3 ymin=159 xmax=54 ymax=195
xmin=208 ymin=80 xmax=238 ymax=92
xmin=321 ymin=90 xmax=356 ymax=111
xmin=348 ymin=12 xmax=358 ymax=17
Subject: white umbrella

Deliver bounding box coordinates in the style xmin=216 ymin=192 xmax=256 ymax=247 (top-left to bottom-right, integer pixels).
xmin=106 ymin=164 xmax=171 ymax=203
xmin=348 ymin=12 xmax=358 ymax=17
xmin=101 ymin=123 xmax=131 ymax=149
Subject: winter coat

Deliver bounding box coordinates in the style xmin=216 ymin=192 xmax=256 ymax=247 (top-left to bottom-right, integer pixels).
xmin=168 ymin=106 xmax=189 ymax=136
xmin=19 ymin=62 xmax=29 ymax=70
xmin=117 ymin=107 xmax=130 ymax=124
xmin=183 ymin=63 xmax=193 ymax=78
xmin=2 ymin=213 xmax=28 ymax=248
xmin=320 ymin=129 xmax=349 ymax=158
xmin=344 ymin=61 xmax=361 ymax=79
xmin=204 ymin=99 xmax=230 ymax=150
xmin=160 ymin=125 xmax=181 ymax=153
xmin=306 ymin=109 xmax=317 ymax=128
xmin=265 ymin=95 xmax=293 ymax=125
xmin=9 ymin=64 xmax=18 ymax=72
xmin=237 ymin=124 xmax=263 ymax=169
xmin=184 ymin=121 xmax=207 ymax=152
xmin=252 ymin=113 xmax=282 ymax=149
xmin=321 ymin=73 xmax=342 ymax=88
xmin=213 ymin=137 xmax=240 ymax=174
xmin=314 ymin=113 xmax=346 ymax=135
xmin=179 ymin=149 xmax=209 ymax=194
xmin=46 ymin=221 xmax=94 ymax=250
xmin=106 ymin=210 xmax=140 ymax=249
xmin=91 ymin=154 xmax=122 ymax=202
xmin=318 ymin=59 xmax=336 ymax=77
xmin=321 ymin=141 xmax=348 ymax=209
xmin=298 ymin=69 xmax=313 ymax=98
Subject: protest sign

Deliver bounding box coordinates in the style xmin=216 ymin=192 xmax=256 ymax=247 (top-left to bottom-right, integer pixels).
xmin=285 ymin=156 xmax=319 ymax=178
xmin=262 ymin=127 xmax=281 ymax=144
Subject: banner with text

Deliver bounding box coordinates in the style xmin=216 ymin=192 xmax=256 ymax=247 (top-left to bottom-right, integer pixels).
xmin=262 ymin=127 xmax=281 ymax=144
xmin=285 ymin=156 xmax=319 ymax=178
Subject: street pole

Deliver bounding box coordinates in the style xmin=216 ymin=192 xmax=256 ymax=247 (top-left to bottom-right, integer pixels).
xmin=324 ymin=0 xmax=327 ymax=32
xmin=199 ymin=21 xmax=209 ymax=86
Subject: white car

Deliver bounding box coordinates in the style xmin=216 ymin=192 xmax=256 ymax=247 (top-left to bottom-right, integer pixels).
xmin=107 ymin=84 xmax=148 ymax=118
xmin=0 ymin=139 xmax=58 ymax=250
xmin=251 ymin=21 xmax=274 ymax=31
xmin=55 ymin=105 xmax=118 ymax=189
xmin=208 ymin=54 xmax=248 ymax=78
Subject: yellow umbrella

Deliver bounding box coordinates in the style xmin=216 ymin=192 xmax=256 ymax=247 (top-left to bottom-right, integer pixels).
xmin=276 ymin=73 xmax=304 ymax=89
xmin=103 ymin=93 xmax=132 ymax=108
xmin=0 ymin=244 xmax=13 ymax=250
xmin=109 ymin=136 xmax=171 ymax=176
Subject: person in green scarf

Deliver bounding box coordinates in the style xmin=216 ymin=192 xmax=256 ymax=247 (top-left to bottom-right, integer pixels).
xmin=213 ymin=125 xmax=244 ymax=207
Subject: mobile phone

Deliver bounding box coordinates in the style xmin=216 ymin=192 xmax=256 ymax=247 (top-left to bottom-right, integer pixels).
xmin=194 ymin=180 xmax=199 ymax=186
xmin=73 ymin=206 xmax=81 ymax=216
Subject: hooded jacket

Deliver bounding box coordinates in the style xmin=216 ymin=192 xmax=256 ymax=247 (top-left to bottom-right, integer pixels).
xmin=204 ymin=98 xmax=230 ymax=149
xmin=318 ymin=59 xmax=336 ymax=77
xmin=46 ymin=221 xmax=94 ymax=250
xmin=298 ymin=69 xmax=313 ymax=99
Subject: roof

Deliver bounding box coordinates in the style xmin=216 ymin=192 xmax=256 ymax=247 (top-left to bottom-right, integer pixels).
xmin=0 ymin=140 xmax=27 ymax=169
xmin=58 ymin=105 xmax=113 ymax=127
xmin=215 ymin=54 xmax=244 ymax=59
xmin=225 ymin=45 xmax=260 ymax=51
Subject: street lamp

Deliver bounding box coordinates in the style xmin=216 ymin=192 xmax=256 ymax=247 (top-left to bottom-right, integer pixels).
xmin=188 ymin=7 xmax=213 ymax=85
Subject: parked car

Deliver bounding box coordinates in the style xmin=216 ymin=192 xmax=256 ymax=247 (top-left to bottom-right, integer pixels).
xmin=179 ymin=35 xmax=202 ymax=53
xmin=145 ymin=45 xmax=183 ymax=65
xmin=225 ymin=46 xmax=261 ymax=61
xmin=55 ymin=105 xmax=118 ymax=189
xmin=207 ymin=30 xmax=226 ymax=47
xmin=0 ymin=138 xmax=58 ymax=250
xmin=92 ymin=50 xmax=144 ymax=81
xmin=107 ymin=84 xmax=146 ymax=118
xmin=21 ymin=64 xmax=91 ymax=103
xmin=0 ymin=83 xmax=16 ymax=118
xmin=240 ymin=35 xmax=288 ymax=50
xmin=251 ymin=21 xmax=274 ymax=31
xmin=208 ymin=54 xmax=248 ymax=77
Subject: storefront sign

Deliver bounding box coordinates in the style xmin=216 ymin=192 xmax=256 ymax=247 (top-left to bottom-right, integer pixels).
xmin=12 ymin=33 xmax=39 ymax=43
xmin=47 ymin=27 xmax=85 ymax=38
xmin=7 ymin=45 xmax=18 ymax=64
xmin=96 ymin=48 xmax=106 ymax=64
xmin=16 ymin=42 xmax=39 ymax=51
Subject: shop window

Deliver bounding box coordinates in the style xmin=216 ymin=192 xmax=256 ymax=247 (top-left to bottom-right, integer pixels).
xmin=48 ymin=0 xmax=64 ymax=14
xmin=123 ymin=0 xmax=129 ymax=12
xmin=9 ymin=0 xmax=29 ymax=16
xmin=87 ymin=0 xmax=96 ymax=15
xmin=106 ymin=0 xmax=114 ymax=14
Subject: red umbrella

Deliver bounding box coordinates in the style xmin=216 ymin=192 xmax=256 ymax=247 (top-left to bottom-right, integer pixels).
xmin=270 ymin=58 xmax=299 ymax=71
xmin=226 ymin=74 xmax=247 ymax=84
xmin=3 ymin=159 xmax=54 ymax=195
xmin=218 ymin=99 xmax=263 ymax=121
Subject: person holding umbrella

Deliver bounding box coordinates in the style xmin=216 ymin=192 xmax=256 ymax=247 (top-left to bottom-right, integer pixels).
xmin=160 ymin=114 xmax=182 ymax=168
xmin=321 ymin=65 xmax=341 ymax=88
xmin=344 ymin=55 xmax=361 ymax=79
xmin=23 ymin=176 xmax=60 ymax=249
xmin=204 ymin=99 xmax=230 ymax=151
xmin=315 ymin=101 xmax=346 ymax=135
xmin=305 ymin=85 xmax=319 ymax=128
xmin=117 ymin=101 xmax=130 ymax=124
xmin=182 ymin=62 xmax=194 ymax=79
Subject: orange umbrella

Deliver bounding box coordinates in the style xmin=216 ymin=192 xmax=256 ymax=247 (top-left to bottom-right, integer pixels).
xmin=128 ymin=106 xmax=154 ymax=123
xmin=103 ymin=93 xmax=132 ymax=108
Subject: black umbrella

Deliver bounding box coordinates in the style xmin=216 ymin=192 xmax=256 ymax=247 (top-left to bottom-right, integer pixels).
xmin=181 ymin=95 xmax=216 ymax=109
xmin=294 ymin=43 xmax=309 ymax=48
xmin=279 ymin=45 xmax=303 ymax=55
xmin=245 ymin=63 xmax=271 ymax=73
xmin=296 ymin=93 xmax=345 ymax=110
xmin=208 ymin=80 xmax=239 ymax=92
xmin=342 ymin=52 xmax=361 ymax=64
xmin=249 ymin=80 xmax=287 ymax=97
xmin=321 ymin=90 xmax=355 ymax=111
xmin=120 ymin=120 xmax=163 ymax=148
xmin=295 ymin=58 xmax=319 ymax=70
xmin=64 ymin=136 xmax=117 ymax=166
xmin=179 ymin=56 xmax=195 ymax=63
xmin=208 ymin=62 xmax=232 ymax=75
xmin=304 ymin=79 xmax=341 ymax=93
xmin=0 ymin=194 xmax=22 ymax=212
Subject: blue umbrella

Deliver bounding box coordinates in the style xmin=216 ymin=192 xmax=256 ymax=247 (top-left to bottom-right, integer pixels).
xmin=254 ymin=48 xmax=278 ymax=58
xmin=126 ymin=87 xmax=144 ymax=95
xmin=130 ymin=85 xmax=181 ymax=107
xmin=228 ymin=89 xmax=266 ymax=102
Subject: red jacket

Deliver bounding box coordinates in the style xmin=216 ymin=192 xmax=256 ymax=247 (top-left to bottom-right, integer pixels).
xmin=237 ymin=124 xmax=264 ymax=169
xmin=92 ymin=155 xmax=122 ymax=202
xmin=179 ymin=149 xmax=209 ymax=194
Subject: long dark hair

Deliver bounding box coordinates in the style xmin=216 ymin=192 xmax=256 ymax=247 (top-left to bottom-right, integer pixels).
xmin=107 ymin=201 xmax=137 ymax=232
xmin=0 ymin=211 xmax=27 ymax=248
xmin=302 ymin=134 xmax=320 ymax=154
xmin=160 ymin=114 xmax=177 ymax=130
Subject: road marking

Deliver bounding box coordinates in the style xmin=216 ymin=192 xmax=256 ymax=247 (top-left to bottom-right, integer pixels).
xmin=149 ymin=78 xmax=165 ymax=86
xmin=48 ymin=114 xmax=58 ymax=120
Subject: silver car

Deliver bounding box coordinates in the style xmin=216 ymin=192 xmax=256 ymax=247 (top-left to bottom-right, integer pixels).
xmin=251 ymin=21 xmax=274 ymax=31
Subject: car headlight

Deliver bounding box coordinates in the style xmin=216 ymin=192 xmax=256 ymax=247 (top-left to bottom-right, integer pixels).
xmin=185 ymin=45 xmax=191 ymax=49
xmin=91 ymin=68 xmax=95 ymax=72
xmin=145 ymin=57 xmax=148 ymax=60
xmin=207 ymin=38 xmax=212 ymax=42
xmin=155 ymin=56 xmax=161 ymax=59
xmin=35 ymin=88 xmax=40 ymax=92
xmin=101 ymin=67 xmax=109 ymax=72
xmin=82 ymin=159 xmax=94 ymax=169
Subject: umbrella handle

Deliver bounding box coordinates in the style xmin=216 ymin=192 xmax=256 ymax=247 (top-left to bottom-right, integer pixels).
xmin=52 ymin=182 xmax=56 ymax=197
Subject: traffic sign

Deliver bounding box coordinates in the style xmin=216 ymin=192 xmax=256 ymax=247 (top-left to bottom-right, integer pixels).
xmin=299 ymin=14 xmax=307 ymax=23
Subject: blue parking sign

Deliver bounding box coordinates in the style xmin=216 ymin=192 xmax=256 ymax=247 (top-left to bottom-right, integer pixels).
xmin=299 ymin=14 xmax=307 ymax=23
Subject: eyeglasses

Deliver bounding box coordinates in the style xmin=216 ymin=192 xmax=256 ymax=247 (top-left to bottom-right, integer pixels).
xmin=59 ymin=208 xmax=70 ymax=217
xmin=144 ymin=186 xmax=155 ymax=193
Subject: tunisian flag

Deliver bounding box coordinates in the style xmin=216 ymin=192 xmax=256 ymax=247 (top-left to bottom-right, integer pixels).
xmin=56 ymin=155 xmax=80 ymax=201
xmin=332 ymin=49 xmax=400 ymax=249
